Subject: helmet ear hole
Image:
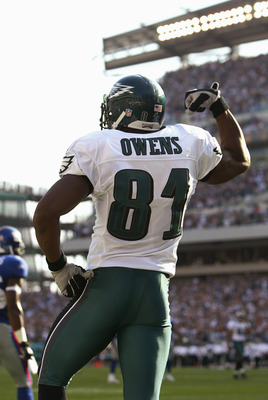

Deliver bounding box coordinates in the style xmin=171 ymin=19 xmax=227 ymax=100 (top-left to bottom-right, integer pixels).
xmin=101 ymin=74 xmax=166 ymax=131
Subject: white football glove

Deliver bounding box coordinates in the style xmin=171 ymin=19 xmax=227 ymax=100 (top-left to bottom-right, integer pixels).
xmin=184 ymin=82 xmax=221 ymax=114
xmin=19 ymin=341 xmax=35 ymax=361
xmin=51 ymin=263 xmax=94 ymax=297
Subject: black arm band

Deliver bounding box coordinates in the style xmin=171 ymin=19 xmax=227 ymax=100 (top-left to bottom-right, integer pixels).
xmin=46 ymin=252 xmax=67 ymax=272
xmin=209 ymin=97 xmax=229 ymax=118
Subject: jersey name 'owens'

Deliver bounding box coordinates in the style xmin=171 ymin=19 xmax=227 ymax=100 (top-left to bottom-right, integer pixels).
xmin=120 ymin=136 xmax=182 ymax=156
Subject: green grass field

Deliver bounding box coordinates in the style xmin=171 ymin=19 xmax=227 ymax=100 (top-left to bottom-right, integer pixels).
xmin=1 ymin=365 xmax=268 ymax=400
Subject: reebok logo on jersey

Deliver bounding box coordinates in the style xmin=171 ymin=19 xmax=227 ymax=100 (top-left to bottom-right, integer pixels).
xmin=121 ymin=136 xmax=183 ymax=156
xmin=59 ymin=155 xmax=74 ymax=174
xmin=109 ymin=83 xmax=134 ymax=98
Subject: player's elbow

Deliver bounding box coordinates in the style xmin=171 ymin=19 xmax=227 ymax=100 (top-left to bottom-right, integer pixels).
xmin=236 ymin=155 xmax=251 ymax=175
xmin=33 ymin=205 xmax=58 ymax=233
xmin=226 ymin=150 xmax=251 ymax=179
xmin=205 ymin=156 xmax=251 ymax=185
xmin=243 ymin=155 xmax=251 ymax=171
xmin=227 ymin=158 xmax=251 ymax=181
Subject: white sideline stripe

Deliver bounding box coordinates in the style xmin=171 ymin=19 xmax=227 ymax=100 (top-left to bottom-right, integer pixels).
xmin=38 ymin=280 xmax=90 ymax=381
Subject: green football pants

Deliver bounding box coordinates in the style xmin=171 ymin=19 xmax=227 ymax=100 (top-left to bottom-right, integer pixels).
xmin=233 ymin=341 xmax=244 ymax=360
xmin=38 ymin=267 xmax=171 ymax=400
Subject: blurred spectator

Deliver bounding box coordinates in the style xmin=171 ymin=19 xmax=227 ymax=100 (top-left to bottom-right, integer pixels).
xmin=160 ymin=54 xmax=268 ymax=120
xmin=169 ymin=274 xmax=268 ymax=347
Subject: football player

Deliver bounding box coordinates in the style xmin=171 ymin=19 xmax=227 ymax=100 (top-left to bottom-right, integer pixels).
xmin=33 ymin=75 xmax=250 ymax=400
xmin=227 ymin=309 xmax=251 ymax=379
xmin=0 ymin=226 xmax=36 ymax=400
xmin=107 ymin=336 xmax=120 ymax=384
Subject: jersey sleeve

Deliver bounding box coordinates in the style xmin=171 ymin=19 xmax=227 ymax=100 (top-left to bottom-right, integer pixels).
xmin=59 ymin=148 xmax=85 ymax=177
xmin=196 ymin=130 xmax=222 ymax=181
xmin=59 ymin=133 xmax=100 ymax=189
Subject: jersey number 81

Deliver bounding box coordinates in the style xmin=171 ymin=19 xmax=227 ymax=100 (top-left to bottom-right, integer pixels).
xmin=107 ymin=168 xmax=189 ymax=241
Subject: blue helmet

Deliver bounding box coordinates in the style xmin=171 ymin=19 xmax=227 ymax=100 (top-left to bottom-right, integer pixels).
xmin=0 ymin=226 xmax=25 ymax=256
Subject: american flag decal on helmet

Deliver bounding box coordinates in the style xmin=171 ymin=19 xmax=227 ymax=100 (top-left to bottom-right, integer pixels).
xmin=154 ymin=104 xmax=162 ymax=112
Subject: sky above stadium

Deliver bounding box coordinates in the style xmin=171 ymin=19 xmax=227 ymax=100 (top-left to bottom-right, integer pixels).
xmin=1 ymin=0 xmax=267 ymax=190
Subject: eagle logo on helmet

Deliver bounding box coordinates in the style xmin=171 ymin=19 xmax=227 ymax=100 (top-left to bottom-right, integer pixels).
xmin=109 ymin=83 xmax=134 ymax=99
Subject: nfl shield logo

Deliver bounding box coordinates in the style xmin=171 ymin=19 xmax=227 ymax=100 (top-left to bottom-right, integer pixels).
xmin=125 ymin=108 xmax=132 ymax=117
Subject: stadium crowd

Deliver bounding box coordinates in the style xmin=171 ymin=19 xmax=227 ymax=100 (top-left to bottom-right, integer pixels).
xmin=169 ymin=273 xmax=268 ymax=368
xmin=160 ymin=53 xmax=268 ymax=120
xmin=169 ymin=274 xmax=268 ymax=344
xmin=184 ymin=163 xmax=268 ymax=228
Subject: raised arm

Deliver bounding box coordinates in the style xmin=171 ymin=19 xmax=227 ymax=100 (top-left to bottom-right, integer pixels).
xmin=184 ymin=82 xmax=251 ymax=184
xmin=205 ymin=109 xmax=250 ymax=184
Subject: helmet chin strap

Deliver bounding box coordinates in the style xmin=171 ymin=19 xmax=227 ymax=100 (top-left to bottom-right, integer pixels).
xmin=112 ymin=111 xmax=126 ymax=129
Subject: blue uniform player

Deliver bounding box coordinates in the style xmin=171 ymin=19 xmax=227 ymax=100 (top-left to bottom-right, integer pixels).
xmin=0 ymin=226 xmax=36 ymax=400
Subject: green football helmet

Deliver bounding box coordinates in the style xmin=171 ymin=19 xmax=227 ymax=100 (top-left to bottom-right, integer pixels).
xmin=100 ymin=74 xmax=166 ymax=131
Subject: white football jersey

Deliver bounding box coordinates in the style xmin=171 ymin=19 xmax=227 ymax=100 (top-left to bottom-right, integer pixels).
xmin=60 ymin=124 xmax=222 ymax=276
xmin=227 ymin=319 xmax=250 ymax=342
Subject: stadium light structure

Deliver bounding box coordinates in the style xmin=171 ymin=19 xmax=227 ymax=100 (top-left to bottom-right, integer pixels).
xmin=157 ymin=2 xmax=268 ymax=41
xmin=103 ymin=0 xmax=268 ymax=70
